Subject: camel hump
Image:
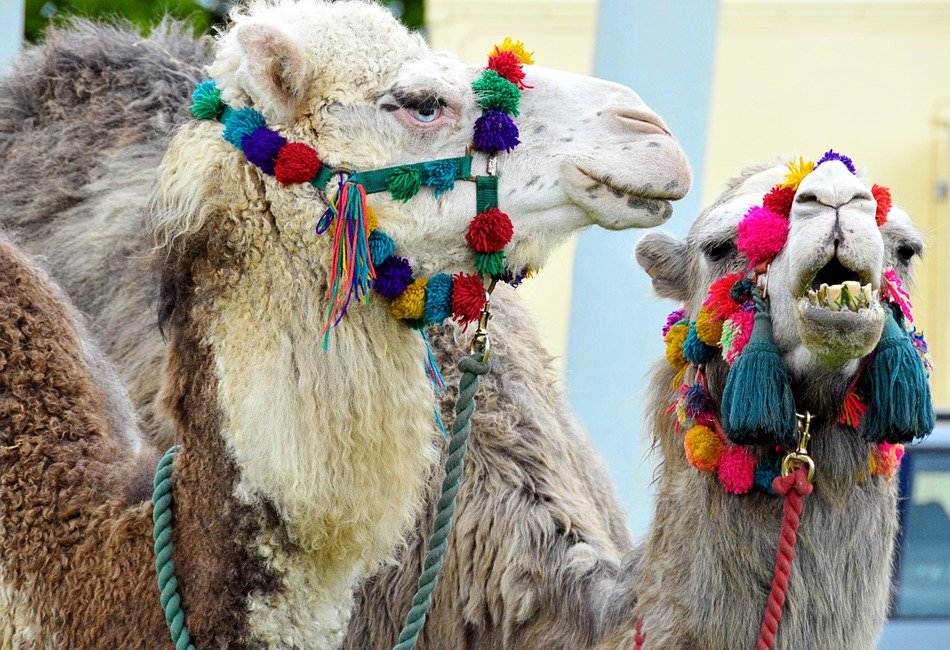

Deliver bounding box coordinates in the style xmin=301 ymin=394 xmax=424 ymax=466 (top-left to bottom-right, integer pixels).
xmin=0 ymin=232 xmax=145 ymax=452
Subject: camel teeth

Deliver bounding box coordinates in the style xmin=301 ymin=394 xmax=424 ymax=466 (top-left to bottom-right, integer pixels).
xmin=826 ymin=285 xmax=842 ymax=311
xmin=818 ymin=284 xmax=828 ymax=305
xmin=862 ymin=284 xmax=873 ymax=303
xmin=807 ymin=289 xmax=818 ymax=306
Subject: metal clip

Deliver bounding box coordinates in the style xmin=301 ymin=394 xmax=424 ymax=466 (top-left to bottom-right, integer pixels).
xmin=781 ymin=411 xmax=815 ymax=482
xmin=468 ymin=280 xmax=497 ymax=363
xmin=486 ymin=154 xmax=498 ymax=177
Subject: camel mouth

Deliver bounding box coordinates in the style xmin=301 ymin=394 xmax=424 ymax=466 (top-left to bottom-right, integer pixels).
xmin=577 ymin=167 xmax=675 ymax=201
xmin=796 ymin=257 xmax=878 ymax=311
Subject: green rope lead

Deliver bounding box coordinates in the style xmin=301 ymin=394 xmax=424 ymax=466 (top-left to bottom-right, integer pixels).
xmin=394 ymin=354 xmax=491 ymax=650
xmin=153 ymin=445 xmax=195 ymax=650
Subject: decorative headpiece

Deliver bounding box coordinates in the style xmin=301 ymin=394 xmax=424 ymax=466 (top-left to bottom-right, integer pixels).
xmin=663 ymin=151 xmax=934 ymax=494
xmin=189 ymin=39 xmax=534 ymax=346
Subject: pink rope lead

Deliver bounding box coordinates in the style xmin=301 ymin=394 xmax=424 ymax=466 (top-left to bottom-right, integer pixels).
xmin=755 ymin=467 xmax=813 ymax=650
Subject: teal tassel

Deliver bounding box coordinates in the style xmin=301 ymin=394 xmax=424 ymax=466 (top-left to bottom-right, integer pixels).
xmin=721 ymin=310 xmax=797 ymax=448
xmin=860 ymin=304 xmax=935 ymax=443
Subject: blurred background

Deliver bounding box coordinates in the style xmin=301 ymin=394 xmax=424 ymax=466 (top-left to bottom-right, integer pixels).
xmin=1 ymin=0 xmax=948 ymax=644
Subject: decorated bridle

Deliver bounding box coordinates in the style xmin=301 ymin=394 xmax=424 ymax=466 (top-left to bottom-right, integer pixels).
xmin=632 ymin=153 xmax=937 ymax=650
xmin=189 ymin=38 xmax=534 ymax=348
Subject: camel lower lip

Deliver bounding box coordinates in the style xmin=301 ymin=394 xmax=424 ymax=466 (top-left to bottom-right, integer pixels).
xmin=577 ymin=167 xmax=662 ymax=200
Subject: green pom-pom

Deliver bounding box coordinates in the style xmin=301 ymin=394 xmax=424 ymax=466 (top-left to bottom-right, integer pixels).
xmin=860 ymin=304 xmax=935 ymax=443
xmin=474 ymin=251 xmax=506 ymax=277
xmin=721 ymin=311 xmax=797 ymax=448
xmin=387 ymin=166 xmax=423 ymax=202
xmin=191 ymin=80 xmax=224 ymax=121
xmin=472 ymin=70 xmax=521 ymax=116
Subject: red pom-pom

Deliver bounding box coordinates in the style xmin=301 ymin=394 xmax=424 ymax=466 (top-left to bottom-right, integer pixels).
xmin=872 ymin=184 xmax=892 ymax=226
xmin=762 ymin=186 xmax=796 ymax=219
xmin=451 ymin=273 xmax=487 ymax=325
xmin=274 ymin=142 xmax=322 ymax=186
xmin=466 ymin=207 xmax=514 ymax=253
xmin=717 ymin=445 xmax=755 ymax=494
xmin=487 ymin=51 xmax=528 ymax=89
xmin=702 ymin=271 xmax=745 ymax=321
xmin=737 ymin=206 xmax=789 ymax=268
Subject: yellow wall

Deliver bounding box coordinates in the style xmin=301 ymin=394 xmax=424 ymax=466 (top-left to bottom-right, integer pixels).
xmin=705 ymin=0 xmax=950 ymax=404
xmin=426 ymin=0 xmax=599 ymax=374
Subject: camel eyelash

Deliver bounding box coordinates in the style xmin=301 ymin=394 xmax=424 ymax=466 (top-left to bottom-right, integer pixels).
xmin=383 ymin=91 xmax=445 ymax=114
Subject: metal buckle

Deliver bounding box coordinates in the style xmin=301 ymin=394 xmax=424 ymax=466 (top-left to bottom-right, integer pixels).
xmin=468 ymin=280 xmax=497 ymax=363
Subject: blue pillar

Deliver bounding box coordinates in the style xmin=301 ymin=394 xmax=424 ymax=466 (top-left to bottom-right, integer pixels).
xmin=0 ymin=0 xmax=24 ymax=71
xmin=566 ymin=0 xmax=718 ymax=540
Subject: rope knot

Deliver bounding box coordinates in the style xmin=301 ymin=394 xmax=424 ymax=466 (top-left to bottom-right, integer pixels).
xmin=772 ymin=467 xmax=814 ymax=498
xmin=458 ymin=355 xmax=491 ymax=376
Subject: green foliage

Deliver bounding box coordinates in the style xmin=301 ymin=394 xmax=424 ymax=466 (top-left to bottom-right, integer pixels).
xmin=24 ymin=0 xmax=425 ymax=41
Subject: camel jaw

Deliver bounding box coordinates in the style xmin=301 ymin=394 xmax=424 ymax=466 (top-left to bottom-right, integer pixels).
xmin=795 ymin=294 xmax=885 ymax=362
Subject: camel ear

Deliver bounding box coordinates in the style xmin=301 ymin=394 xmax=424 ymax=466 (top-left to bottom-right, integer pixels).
xmin=635 ymin=232 xmax=688 ymax=301
xmin=230 ymin=22 xmax=310 ymax=123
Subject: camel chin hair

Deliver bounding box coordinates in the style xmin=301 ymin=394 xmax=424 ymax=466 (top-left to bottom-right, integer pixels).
xmin=0 ymin=0 xmax=691 ymax=646
xmin=632 ymin=158 xmax=927 ymax=649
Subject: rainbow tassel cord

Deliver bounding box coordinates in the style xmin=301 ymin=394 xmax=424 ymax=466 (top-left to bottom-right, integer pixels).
xmin=190 ymin=39 xmax=533 ymax=342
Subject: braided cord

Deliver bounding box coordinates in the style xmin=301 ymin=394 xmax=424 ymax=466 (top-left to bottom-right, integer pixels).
xmin=394 ymin=354 xmax=491 ymax=650
xmin=153 ymin=445 xmax=196 ymax=650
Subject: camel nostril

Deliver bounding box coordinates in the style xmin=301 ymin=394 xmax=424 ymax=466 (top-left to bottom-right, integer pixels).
xmin=796 ymin=191 xmax=818 ymax=204
xmin=609 ymin=108 xmax=670 ymax=136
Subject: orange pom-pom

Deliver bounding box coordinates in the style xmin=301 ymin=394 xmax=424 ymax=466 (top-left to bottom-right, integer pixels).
xmin=274 ymin=142 xmax=321 ymax=186
xmin=451 ymin=273 xmax=487 ymax=325
xmin=684 ymin=425 xmax=723 ymax=472
xmin=872 ymin=184 xmax=892 ymax=226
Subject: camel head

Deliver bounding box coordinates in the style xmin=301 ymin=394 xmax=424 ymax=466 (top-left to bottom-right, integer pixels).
xmin=155 ymin=0 xmax=689 ymax=334
xmin=636 ymin=153 xmax=933 ymax=490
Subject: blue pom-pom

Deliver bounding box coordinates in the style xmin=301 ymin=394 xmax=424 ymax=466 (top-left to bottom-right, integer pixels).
xmin=422 ymin=160 xmax=457 ymax=198
xmin=683 ymin=321 xmax=716 ymax=365
xmin=424 ymin=273 xmax=454 ymax=325
xmin=374 ymin=256 xmax=414 ymax=300
xmin=369 ymin=231 xmax=396 ymax=267
xmin=682 ymin=382 xmax=711 ymax=419
xmin=222 ymin=107 xmax=267 ymax=150
xmin=241 ymin=128 xmax=286 ymax=175
xmin=473 ymin=109 xmax=520 ymax=153
xmin=754 ymin=459 xmax=779 ymax=494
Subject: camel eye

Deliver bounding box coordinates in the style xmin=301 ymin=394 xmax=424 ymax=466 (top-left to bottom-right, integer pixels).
xmin=896 ymin=243 xmax=919 ymax=264
xmin=704 ymin=240 xmax=734 ymax=262
xmin=409 ymin=105 xmax=442 ymax=124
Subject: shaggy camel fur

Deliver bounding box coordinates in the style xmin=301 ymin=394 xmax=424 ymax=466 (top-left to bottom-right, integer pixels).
xmin=0 ymin=1 xmax=690 ymax=646
xmin=633 ymin=159 xmax=929 ymax=648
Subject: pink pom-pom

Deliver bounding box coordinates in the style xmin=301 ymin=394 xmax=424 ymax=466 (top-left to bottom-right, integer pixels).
xmin=737 ymin=206 xmax=789 ymax=268
xmin=724 ymin=307 xmax=755 ymax=364
xmin=717 ymin=445 xmax=756 ymax=494
xmin=881 ymin=268 xmax=913 ymax=322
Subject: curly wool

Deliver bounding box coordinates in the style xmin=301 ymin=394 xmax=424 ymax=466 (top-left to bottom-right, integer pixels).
xmin=487 ymin=50 xmax=527 ymax=89
xmin=274 ymin=142 xmax=321 ymax=185
xmin=390 ymin=278 xmax=427 ymax=320
xmin=190 ymin=80 xmax=224 ymax=120
xmin=451 ymin=273 xmax=487 ymax=325
xmin=872 ymin=184 xmax=892 ymax=226
xmin=717 ymin=445 xmax=755 ymax=494
xmin=374 ymin=256 xmax=414 ymax=300
xmin=242 ymin=128 xmax=287 ymax=175
xmin=466 ymin=207 xmax=514 ymax=253
xmin=473 ymin=109 xmax=520 ymax=153
xmin=762 ymin=186 xmax=796 ymax=219
xmin=222 ymin=107 xmax=267 ymax=150
xmin=684 ymin=425 xmax=722 ymax=473
xmin=422 ymin=160 xmax=457 ymax=198
xmin=386 ymin=166 xmax=423 ymax=202
xmin=737 ymin=206 xmax=789 ymax=268
xmin=472 ymin=70 xmax=521 ymax=116
xmin=423 ymin=273 xmax=453 ymax=325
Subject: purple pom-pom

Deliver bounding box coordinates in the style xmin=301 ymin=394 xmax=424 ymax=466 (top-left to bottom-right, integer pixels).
xmin=241 ymin=128 xmax=287 ymax=175
xmin=815 ymin=149 xmax=856 ymax=175
xmin=682 ymin=382 xmax=712 ymax=419
xmin=374 ymin=256 xmax=414 ymax=299
xmin=499 ymin=266 xmax=529 ymax=287
xmin=473 ymin=109 xmax=520 ymax=153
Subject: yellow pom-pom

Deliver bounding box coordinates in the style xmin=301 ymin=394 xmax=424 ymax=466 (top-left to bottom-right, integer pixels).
xmin=365 ymin=207 xmax=379 ymax=232
xmin=695 ymin=306 xmax=724 ymax=346
xmin=492 ymin=37 xmax=534 ymax=64
xmin=675 ymin=400 xmax=689 ymax=428
xmin=780 ymin=156 xmax=815 ymax=190
xmin=684 ymin=425 xmax=723 ymax=472
xmin=390 ymin=278 xmax=428 ymax=320
xmin=664 ymin=322 xmax=689 ymax=371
